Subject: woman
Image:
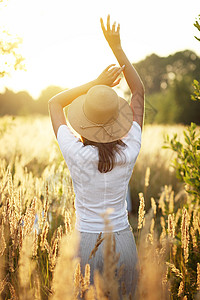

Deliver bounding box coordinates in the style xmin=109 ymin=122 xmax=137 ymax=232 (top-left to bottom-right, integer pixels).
xmin=49 ymin=15 xmax=144 ymax=298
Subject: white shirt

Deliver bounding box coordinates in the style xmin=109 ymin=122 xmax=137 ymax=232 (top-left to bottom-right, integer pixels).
xmin=57 ymin=121 xmax=142 ymax=233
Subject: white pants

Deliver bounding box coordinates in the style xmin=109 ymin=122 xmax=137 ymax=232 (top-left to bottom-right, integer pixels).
xmin=77 ymin=225 xmax=140 ymax=299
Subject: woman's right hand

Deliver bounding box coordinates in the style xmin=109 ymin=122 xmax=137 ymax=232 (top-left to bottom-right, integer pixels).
xmin=95 ymin=64 xmax=125 ymax=87
xmin=100 ymin=15 xmax=122 ymax=50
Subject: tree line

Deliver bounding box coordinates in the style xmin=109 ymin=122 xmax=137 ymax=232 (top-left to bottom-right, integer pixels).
xmin=0 ymin=86 xmax=63 ymax=116
xmin=134 ymin=49 xmax=200 ymax=124
xmin=0 ymin=49 xmax=199 ymax=124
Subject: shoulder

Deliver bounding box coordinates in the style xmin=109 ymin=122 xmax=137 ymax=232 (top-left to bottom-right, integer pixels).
xmin=123 ymin=121 xmax=142 ymax=141
xmin=131 ymin=121 xmax=142 ymax=135
xmin=57 ymin=124 xmax=80 ymax=153
xmin=57 ymin=124 xmax=78 ymax=141
xmin=122 ymin=121 xmax=142 ymax=151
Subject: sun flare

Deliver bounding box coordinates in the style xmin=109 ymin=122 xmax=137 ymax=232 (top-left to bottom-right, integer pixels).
xmin=0 ymin=0 xmax=199 ymax=98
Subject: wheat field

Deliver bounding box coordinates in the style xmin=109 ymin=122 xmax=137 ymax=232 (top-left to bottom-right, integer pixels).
xmin=0 ymin=115 xmax=199 ymax=300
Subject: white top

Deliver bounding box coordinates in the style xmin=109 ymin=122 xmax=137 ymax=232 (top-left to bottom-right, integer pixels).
xmin=57 ymin=121 xmax=142 ymax=233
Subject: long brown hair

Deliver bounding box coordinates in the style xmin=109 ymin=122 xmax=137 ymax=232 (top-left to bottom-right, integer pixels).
xmin=81 ymin=137 xmax=126 ymax=173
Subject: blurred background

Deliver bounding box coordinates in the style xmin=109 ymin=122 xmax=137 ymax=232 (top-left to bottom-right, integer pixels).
xmin=0 ymin=0 xmax=200 ymax=125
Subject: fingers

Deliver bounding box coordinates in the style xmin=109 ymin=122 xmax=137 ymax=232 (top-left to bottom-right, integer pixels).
xmin=117 ymin=23 xmax=120 ymax=34
xmin=107 ymin=14 xmax=110 ymax=31
xmin=112 ymin=21 xmax=116 ymax=33
xmin=109 ymin=66 xmax=125 ymax=88
xmin=111 ymin=78 xmax=121 ymax=87
xmin=109 ymin=66 xmax=121 ymax=76
xmin=109 ymin=65 xmax=125 ymax=77
xmin=97 ymin=64 xmax=124 ymax=87
xmin=103 ymin=64 xmax=125 ymax=75
xmin=100 ymin=17 xmax=106 ymax=35
xmin=104 ymin=64 xmax=116 ymax=72
xmin=101 ymin=15 xmax=120 ymax=34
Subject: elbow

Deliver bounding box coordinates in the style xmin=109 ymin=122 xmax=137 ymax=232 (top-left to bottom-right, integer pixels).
xmin=48 ymin=99 xmax=53 ymax=115
xmin=131 ymin=80 xmax=145 ymax=97
xmin=133 ymin=84 xmax=145 ymax=97
xmin=48 ymin=98 xmax=56 ymax=113
xmin=48 ymin=96 xmax=64 ymax=109
xmin=48 ymin=97 xmax=58 ymax=107
xmin=48 ymin=96 xmax=55 ymax=105
xmin=48 ymin=99 xmax=63 ymax=112
xmin=139 ymin=81 xmax=145 ymax=96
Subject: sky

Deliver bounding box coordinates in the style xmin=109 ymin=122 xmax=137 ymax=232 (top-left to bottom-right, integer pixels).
xmin=0 ymin=0 xmax=200 ymax=99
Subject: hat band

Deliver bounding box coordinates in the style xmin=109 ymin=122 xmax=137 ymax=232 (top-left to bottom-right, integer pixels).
xmin=80 ymin=123 xmax=114 ymax=137
xmin=80 ymin=107 xmax=119 ymax=137
xmin=81 ymin=105 xmax=119 ymax=138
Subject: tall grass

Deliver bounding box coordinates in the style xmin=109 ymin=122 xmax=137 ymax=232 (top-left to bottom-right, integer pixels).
xmin=0 ymin=115 xmax=199 ymax=299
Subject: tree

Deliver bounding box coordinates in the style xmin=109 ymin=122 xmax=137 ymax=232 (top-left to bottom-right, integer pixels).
xmin=0 ymin=89 xmax=33 ymax=115
xmin=0 ymin=1 xmax=25 ymax=77
xmin=163 ymin=14 xmax=200 ymax=204
xmin=36 ymin=86 xmax=64 ymax=114
xmin=133 ymin=50 xmax=200 ymax=96
xmin=122 ymin=49 xmax=200 ymax=124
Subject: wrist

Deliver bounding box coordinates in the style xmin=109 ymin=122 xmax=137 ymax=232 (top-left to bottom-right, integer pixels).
xmin=110 ymin=44 xmax=123 ymax=52
xmin=93 ymin=78 xmax=100 ymax=86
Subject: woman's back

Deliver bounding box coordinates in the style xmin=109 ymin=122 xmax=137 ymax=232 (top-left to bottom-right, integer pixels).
xmin=57 ymin=120 xmax=141 ymax=233
xmin=49 ymin=15 xmax=145 ymax=298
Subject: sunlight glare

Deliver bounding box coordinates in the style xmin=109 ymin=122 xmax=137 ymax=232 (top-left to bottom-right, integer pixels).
xmin=0 ymin=0 xmax=199 ymax=98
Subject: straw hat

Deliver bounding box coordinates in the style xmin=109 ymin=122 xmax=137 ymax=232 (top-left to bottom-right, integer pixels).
xmin=67 ymin=85 xmax=133 ymax=143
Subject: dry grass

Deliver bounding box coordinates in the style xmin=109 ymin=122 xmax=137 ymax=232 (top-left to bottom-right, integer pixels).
xmin=0 ymin=115 xmax=199 ymax=299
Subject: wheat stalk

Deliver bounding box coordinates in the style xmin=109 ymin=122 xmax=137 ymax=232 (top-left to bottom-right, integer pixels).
xmin=0 ymin=221 xmax=6 ymax=256
xmin=197 ymin=263 xmax=200 ymax=291
xmin=64 ymin=209 xmax=72 ymax=235
xmin=151 ymin=197 xmax=157 ymax=215
xmin=167 ymin=213 xmax=175 ymax=239
xmin=32 ymin=228 xmax=38 ymax=257
xmin=51 ymin=230 xmax=80 ymax=300
xmin=158 ymin=191 xmax=166 ymax=215
xmin=177 ymin=280 xmax=184 ymax=297
xmin=89 ymin=232 xmax=104 ymax=260
xmin=181 ymin=207 xmax=190 ymax=264
xmin=138 ymin=192 xmax=145 ymax=230
xmin=168 ymin=191 xmax=174 ymax=214
xmin=0 ymin=273 xmax=8 ymax=295
xmin=18 ymin=235 xmax=36 ymax=300
xmin=165 ymin=262 xmax=183 ymax=279
xmin=100 ymin=208 xmax=120 ymax=300
xmin=144 ymin=167 xmax=150 ymax=187
xmin=73 ymin=262 xmax=81 ymax=298
xmin=40 ymin=221 xmax=50 ymax=252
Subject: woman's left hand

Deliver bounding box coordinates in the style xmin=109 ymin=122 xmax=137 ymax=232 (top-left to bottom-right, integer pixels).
xmin=95 ymin=64 xmax=125 ymax=87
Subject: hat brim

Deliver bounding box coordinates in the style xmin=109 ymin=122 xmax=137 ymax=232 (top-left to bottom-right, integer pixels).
xmin=67 ymin=94 xmax=133 ymax=143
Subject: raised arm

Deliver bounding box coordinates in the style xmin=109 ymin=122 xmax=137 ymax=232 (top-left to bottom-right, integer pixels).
xmin=100 ymin=15 xmax=145 ymax=129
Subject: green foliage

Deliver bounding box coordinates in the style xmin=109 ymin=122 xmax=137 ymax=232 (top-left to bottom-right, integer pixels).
xmin=191 ymin=79 xmax=200 ymax=102
xmin=132 ymin=49 xmax=200 ymax=125
xmin=147 ymin=76 xmax=200 ymax=125
xmin=194 ymin=14 xmax=200 ymax=41
xmin=162 ymin=13 xmax=200 ymax=204
xmin=171 ymin=77 xmax=200 ymax=124
xmin=147 ymin=89 xmax=181 ymax=124
xmin=0 ymin=31 xmax=25 ymax=78
xmin=134 ymin=50 xmax=200 ymax=96
xmin=162 ymin=37 xmax=200 ymax=296
xmin=163 ymin=122 xmax=200 ymax=202
xmin=163 ymin=15 xmax=200 ymax=202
